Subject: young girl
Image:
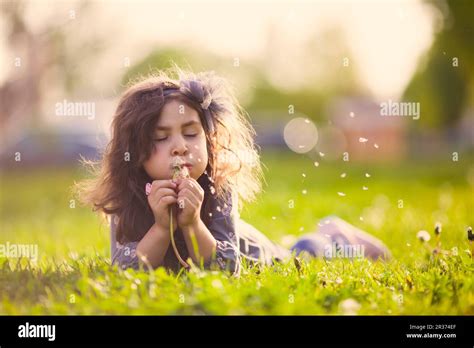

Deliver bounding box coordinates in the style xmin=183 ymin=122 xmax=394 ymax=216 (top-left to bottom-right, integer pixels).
xmin=77 ymin=67 xmax=390 ymax=276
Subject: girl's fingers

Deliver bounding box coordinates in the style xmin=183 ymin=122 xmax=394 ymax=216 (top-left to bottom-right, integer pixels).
xmin=146 ymin=180 xmax=177 ymax=195
xmin=177 ymin=189 xmax=200 ymax=211
xmin=177 ymin=178 xmax=202 ymax=192
xmin=155 ymin=188 xmax=178 ymax=199
xmin=148 ymin=188 xmax=176 ymax=207
xmin=178 ymin=188 xmax=200 ymax=206
xmin=157 ymin=195 xmax=178 ymax=209
xmin=178 ymin=196 xmax=197 ymax=211
xmin=177 ymin=179 xmax=204 ymax=200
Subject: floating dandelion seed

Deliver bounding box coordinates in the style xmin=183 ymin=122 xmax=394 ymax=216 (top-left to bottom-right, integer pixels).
xmin=302 ymin=173 xmax=306 ymax=178
xmin=319 ymin=151 xmax=325 ymax=157
xmin=340 ymin=173 xmax=346 ymax=178
xmin=359 ymin=216 xmax=364 ymax=221
xmin=338 ymin=192 xmax=346 ymax=196
xmin=417 ymin=230 xmax=431 ymax=242
xmin=359 ymin=137 xmax=368 ymax=143
xmin=349 ymin=112 xmax=355 ymax=118
xmin=299 ymin=227 xmax=304 ymax=232
xmin=302 ymin=189 xmax=307 ymax=195
xmin=374 ymin=143 xmax=379 ymax=149
xmin=314 ymin=161 xmax=319 ymax=167
xmin=362 ymin=186 xmax=368 ymax=190
xmin=272 ymin=216 xmax=276 ymax=220
xmin=365 ymin=173 xmax=371 ymax=178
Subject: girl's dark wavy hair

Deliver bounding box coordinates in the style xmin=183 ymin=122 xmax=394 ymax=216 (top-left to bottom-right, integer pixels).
xmin=75 ymin=66 xmax=263 ymax=243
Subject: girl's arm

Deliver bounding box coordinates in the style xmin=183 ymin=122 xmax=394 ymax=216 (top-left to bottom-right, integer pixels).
xmin=176 ymin=178 xmax=241 ymax=275
xmin=111 ymin=222 xmax=170 ymax=270
xmin=202 ymin=211 xmax=241 ymax=276
xmin=181 ymin=218 xmax=217 ymax=265
xmin=135 ymin=223 xmax=171 ymax=268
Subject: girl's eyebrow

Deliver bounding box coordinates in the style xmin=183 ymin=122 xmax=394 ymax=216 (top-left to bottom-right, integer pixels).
xmin=155 ymin=120 xmax=200 ymax=131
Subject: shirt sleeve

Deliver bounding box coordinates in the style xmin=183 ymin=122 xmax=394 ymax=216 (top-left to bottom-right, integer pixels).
xmin=203 ymin=192 xmax=241 ymax=276
xmin=110 ymin=215 xmax=141 ymax=270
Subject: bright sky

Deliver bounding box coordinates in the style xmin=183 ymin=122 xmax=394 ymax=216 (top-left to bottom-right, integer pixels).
xmin=0 ymin=0 xmax=439 ymax=100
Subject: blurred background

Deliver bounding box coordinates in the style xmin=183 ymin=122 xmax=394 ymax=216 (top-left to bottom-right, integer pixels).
xmin=1 ymin=0 xmax=473 ymax=166
xmin=0 ymin=0 xmax=473 ymax=260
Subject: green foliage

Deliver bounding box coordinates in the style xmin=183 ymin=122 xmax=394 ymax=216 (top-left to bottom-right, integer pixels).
xmin=0 ymin=153 xmax=473 ymax=314
xmin=403 ymin=0 xmax=474 ymax=128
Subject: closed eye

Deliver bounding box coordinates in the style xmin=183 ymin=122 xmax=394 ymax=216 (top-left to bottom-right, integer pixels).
xmin=153 ymin=134 xmax=196 ymax=142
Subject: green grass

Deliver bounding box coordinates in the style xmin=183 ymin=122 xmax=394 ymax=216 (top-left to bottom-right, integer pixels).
xmin=0 ymin=151 xmax=473 ymax=314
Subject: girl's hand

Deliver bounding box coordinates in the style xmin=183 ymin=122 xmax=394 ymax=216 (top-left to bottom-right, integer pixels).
xmin=175 ymin=178 xmax=205 ymax=228
xmin=146 ymin=180 xmax=178 ymax=232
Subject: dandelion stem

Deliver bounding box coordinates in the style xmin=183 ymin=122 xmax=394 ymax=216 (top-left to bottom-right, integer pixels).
xmin=170 ymin=206 xmax=189 ymax=269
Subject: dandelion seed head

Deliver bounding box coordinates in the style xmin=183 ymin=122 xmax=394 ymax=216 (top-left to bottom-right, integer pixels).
xmin=417 ymin=230 xmax=431 ymax=242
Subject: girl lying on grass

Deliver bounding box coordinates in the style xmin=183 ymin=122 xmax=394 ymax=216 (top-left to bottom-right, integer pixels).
xmin=77 ymin=67 xmax=390 ymax=276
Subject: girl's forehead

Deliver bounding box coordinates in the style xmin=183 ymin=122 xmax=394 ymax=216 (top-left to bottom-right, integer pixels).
xmin=157 ymin=99 xmax=202 ymax=126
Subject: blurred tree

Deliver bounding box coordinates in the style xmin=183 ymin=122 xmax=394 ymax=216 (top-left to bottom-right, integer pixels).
xmin=0 ymin=0 xmax=104 ymax=146
xmin=403 ymin=0 xmax=474 ymax=129
xmin=247 ymin=25 xmax=361 ymax=123
xmin=121 ymin=25 xmax=360 ymax=125
xmin=122 ymin=47 xmax=231 ymax=86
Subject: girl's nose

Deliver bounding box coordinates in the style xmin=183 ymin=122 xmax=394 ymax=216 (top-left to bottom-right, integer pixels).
xmin=171 ymin=137 xmax=188 ymax=156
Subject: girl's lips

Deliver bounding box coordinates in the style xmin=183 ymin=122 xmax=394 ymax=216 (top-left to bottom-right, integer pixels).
xmin=169 ymin=161 xmax=192 ymax=169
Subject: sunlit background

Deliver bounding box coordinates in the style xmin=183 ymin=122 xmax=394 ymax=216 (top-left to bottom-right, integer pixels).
xmin=0 ymin=0 xmax=473 ymax=315
xmin=1 ymin=0 xmax=473 ymax=160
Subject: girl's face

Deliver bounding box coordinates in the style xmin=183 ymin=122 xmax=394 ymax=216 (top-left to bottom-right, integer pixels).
xmin=143 ymin=99 xmax=209 ymax=180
